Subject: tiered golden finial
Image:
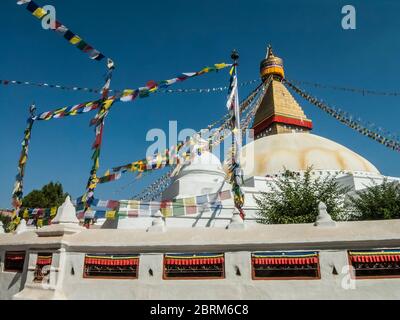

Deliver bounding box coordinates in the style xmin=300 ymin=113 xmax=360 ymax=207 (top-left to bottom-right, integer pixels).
xmin=260 ymin=45 xmax=285 ymax=81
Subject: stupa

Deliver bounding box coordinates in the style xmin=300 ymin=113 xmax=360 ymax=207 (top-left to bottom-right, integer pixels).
xmin=1 ymin=46 xmax=400 ymax=300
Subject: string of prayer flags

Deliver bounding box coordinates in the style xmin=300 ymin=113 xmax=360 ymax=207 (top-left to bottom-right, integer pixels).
xmin=6 ymin=74 xmax=400 ymax=98
xmin=284 ymin=80 xmax=400 ymax=152
xmin=116 ymin=63 xmax=232 ymax=103
xmin=81 ymin=62 xmax=116 ymax=214
xmin=226 ymin=51 xmax=245 ymax=220
xmin=239 ymin=76 xmax=273 ymax=131
xmin=109 ymin=141 xmax=187 ymax=174
xmin=17 ymin=206 xmax=58 ymax=228
xmin=29 ymin=62 xmax=233 ymax=123
xmin=17 ymin=1 xmax=109 ymax=62
xmin=97 ymin=146 xmax=195 ymax=184
xmin=289 ymin=79 xmax=400 ymax=98
xmin=0 ymin=77 xmax=259 ymax=95
xmin=98 ymin=171 xmax=121 ymax=184
xmin=75 ymin=190 xmax=232 ymax=221
xmin=12 ymin=104 xmax=36 ymax=209
xmin=33 ymin=99 xmax=102 ymax=121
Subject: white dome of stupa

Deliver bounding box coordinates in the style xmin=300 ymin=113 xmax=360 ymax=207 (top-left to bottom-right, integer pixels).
xmin=238 ymin=132 xmax=380 ymax=177
xmin=161 ymin=138 xmax=227 ymax=200
xmin=178 ymin=138 xmax=225 ymax=177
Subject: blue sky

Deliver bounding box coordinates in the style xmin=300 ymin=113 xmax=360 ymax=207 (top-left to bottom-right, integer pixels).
xmin=1 ymin=0 xmax=400 ymax=208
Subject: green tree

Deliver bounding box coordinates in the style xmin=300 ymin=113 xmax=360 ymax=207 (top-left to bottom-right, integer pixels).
xmin=0 ymin=214 xmax=11 ymax=233
xmin=0 ymin=212 xmax=21 ymax=233
xmin=347 ymin=179 xmax=400 ymax=221
xmin=255 ymin=168 xmax=350 ymax=224
xmin=22 ymin=182 xmax=68 ymax=209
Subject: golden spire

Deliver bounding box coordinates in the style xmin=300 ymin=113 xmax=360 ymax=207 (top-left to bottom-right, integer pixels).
xmin=260 ymin=44 xmax=285 ymax=81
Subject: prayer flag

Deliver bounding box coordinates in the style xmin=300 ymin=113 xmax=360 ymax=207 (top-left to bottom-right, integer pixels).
xmin=105 ymin=210 xmax=116 ymax=219
xmin=69 ymin=35 xmax=82 ymax=45
xmin=160 ymin=201 xmax=172 ymax=217
xmin=172 ymin=199 xmax=185 ymax=217
xmin=32 ymin=7 xmax=47 ymax=19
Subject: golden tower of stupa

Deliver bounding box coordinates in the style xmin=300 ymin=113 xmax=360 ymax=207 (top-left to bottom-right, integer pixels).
xmin=252 ymin=45 xmax=313 ymax=138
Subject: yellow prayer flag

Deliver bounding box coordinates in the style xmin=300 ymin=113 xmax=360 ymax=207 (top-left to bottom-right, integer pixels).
xmin=69 ymin=36 xmax=82 ymax=45
xmin=160 ymin=207 xmax=172 ymax=217
xmin=23 ymin=209 xmax=29 ymax=219
xmin=32 ymin=7 xmax=48 ymax=19
xmin=50 ymin=207 xmax=57 ymax=217
xmin=89 ymin=183 xmax=97 ymax=190
xmin=184 ymin=197 xmax=196 ymax=206
xmin=128 ymin=200 xmax=140 ymax=210
xmin=20 ymin=155 xmax=27 ymax=165
xmin=149 ymin=86 xmax=158 ymax=93
xmin=105 ymin=211 xmax=116 ymax=219
xmin=94 ymin=158 xmax=100 ymax=170
xmin=122 ymin=89 xmax=134 ymax=97
xmin=102 ymin=99 xmax=114 ymax=111
xmin=215 ymin=63 xmax=228 ymax=70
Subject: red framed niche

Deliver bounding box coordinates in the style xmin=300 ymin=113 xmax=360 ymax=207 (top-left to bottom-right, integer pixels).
xmin=347 ymin=249 xmax=400 ymax=280
xmin=4 ymin=251 xmax=26 ymax=273
xmin=83 ymin=254 xmax=140 ymax=279
xmin=33 ymin=253 xmax=53 ymax=283
xmin=251 ymin=251 xmax=321 ymax=280
xmin=163 ymin=253 xmax=225 ymax=280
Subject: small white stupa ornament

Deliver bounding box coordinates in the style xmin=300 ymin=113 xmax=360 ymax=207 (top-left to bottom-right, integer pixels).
xmin=36 ymin=196 xmax=84 ymax=236
xmin=314 ymin=201 xmax=336 ymax=227
xmin=15 ymin=219 xmax=28 ymax=234
xmin=52 ymin=196 xmax=80 ymax=225
xmin=227 ymin=208 xmax=246 ymax=230
xmin=147 ymin=210 xmax=166 ymax=232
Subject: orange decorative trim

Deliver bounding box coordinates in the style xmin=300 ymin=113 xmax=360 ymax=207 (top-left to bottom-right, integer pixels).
xmin=84 ymin=257 xmax=139 ymax=266
xmin=36 ymin=257 xmax=52 ymax=265
xmin=252 ymin=257 xmax=318 ymax=265
xmin=350 ymin=255 xmax=400 ymax=263
xmin=261 ymin=66 xmax=285 ymax=78
xmin=164 ymin=257 xmax=224 ymax=266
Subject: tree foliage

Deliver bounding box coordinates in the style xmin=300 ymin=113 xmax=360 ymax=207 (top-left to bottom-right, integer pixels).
xmin=255 ymin=168 xmax=350 ymax=224
xmin=0 ymin=215 xmax=21 ymax=233
xmin=0 ymin=214 xmax=11 ymax=233
xmin=347 ymin=179 xmax=400 ymax=221
xmin=22 ymin=182 xmax=68 ymax=209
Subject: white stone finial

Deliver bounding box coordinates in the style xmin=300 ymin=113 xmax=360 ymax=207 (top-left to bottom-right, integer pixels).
xmin=15 ymin=219 xmax=27 ymax=234
xmin=35 ymin=196 xmax=84 ymax=236
xmin=52 ymin=196 xmax=79 ymax=225
xmin=227 ymin=208 xmax=246 ymax=230
xmin=314 ymin=201 xmax=336 ymax=227
xmin=147 ymin=210 xmax=166 ymax=232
